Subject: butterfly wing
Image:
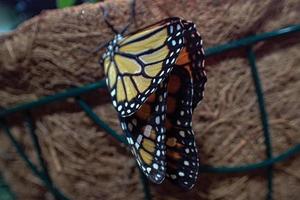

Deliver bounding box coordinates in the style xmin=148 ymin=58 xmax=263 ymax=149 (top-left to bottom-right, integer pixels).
xmin=103 ymin=18 xmax=185 ymax=117
xmin=119 ymin=81 xmax=168 ymax=183
xmin=164 ymin=21 xmax=206 ymax=189
xmin=182 ymin=20 xmax=207 ymax=108
xmin=165 ymin=67 xmax=200 ymax=189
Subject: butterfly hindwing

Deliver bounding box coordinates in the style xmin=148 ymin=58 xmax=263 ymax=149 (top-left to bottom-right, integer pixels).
xmin=165 ymin=67 xmax=200 ymax=189
xmin=163 ymin=21 xmax=206 ymax=188
xmin=103 ymin=18 xmax=185 ymax=117
xmin=182 ymin=20 xmax=207 ymax=109
xmin=119 ymin=81 xmax=168 ymax=183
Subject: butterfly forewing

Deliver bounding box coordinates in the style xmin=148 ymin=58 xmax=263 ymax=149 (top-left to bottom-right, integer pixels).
xmin=103 ymin=18 xmax=185 ymax=117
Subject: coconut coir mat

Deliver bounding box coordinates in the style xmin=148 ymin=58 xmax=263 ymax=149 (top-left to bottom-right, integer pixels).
xmin=0 ymin=0 xmax=300 ymax=199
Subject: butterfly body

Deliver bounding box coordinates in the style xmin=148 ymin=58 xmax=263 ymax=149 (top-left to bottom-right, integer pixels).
xmin=102 ymin=17 xmax=206 ymax=189
xmin=103 ymin=34 xmax=123 ymax=58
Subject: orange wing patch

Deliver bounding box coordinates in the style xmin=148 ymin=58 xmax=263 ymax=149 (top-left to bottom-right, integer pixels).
xmin=167 ymin=75 xmax=181 ymax=94
xmin=167 ymin=97 xmax=176 ymax=114
xmin=136 ymin=104 xmax=152 ymax=120
xmin=140 ymin=149 xmax=153 ymax=165
xmin=176 ymin=47 xmax=190 ymax=65
xmin=142 ymin=138 xmax=156 ymax=153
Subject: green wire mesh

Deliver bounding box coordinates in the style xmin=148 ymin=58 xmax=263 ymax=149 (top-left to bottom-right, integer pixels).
xmin=0 ymin=24 xmax=300 ymax=200
xmin=0 ymin=173 xmax=15 ymax=200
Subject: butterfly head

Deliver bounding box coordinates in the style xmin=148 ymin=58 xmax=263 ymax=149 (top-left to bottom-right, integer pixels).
xmin=103 ymin=34 xmax=124 ymax=59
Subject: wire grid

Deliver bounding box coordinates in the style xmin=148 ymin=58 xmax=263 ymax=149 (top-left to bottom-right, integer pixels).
xmin=0 ymin=173 xmax=15 ymax=200
xmin=0 ymin=24 xmax=300 ymax=200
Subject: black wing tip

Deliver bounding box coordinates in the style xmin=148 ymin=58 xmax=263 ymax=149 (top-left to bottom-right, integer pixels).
xmin=147 ymin=171 xmax=166 ymax=184
xmin=170 ymin=174 xmax=199 ymax=190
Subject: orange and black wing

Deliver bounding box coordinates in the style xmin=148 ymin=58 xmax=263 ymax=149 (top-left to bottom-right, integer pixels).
xmin=182 ymin=20 xmax=206 ymax=108
xmin=164 ymin=21 xmax=206 ymax=189
xmin=119 ymin=81 xmax=168 ymax=183
xmin=103 ymin=18 xmax=185 ymax=117
xmin=165 ymin=67 xmax=200 ymax=189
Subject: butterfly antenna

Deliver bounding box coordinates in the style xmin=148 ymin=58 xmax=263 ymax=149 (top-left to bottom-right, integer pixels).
xmin=92 ymin=40 xmax=110 ymax=54
xmin=101 ymin=3 xmax=119 ymax=35
xmin=120 ymin=0 xmax=137 ymax=35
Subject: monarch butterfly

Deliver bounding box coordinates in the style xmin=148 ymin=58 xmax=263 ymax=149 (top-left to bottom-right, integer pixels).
xmin=102 ymin=17 xmax=206 ymax=189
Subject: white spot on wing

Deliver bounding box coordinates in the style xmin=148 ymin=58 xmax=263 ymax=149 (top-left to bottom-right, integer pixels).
xmin=147 ymin=167 xmax=151 ymax=173
xmin=179 ymin=130 xmax=185 ymax=137
xmin=184 ymin=161 xmax=189 ymax=166
xmin=155 ymin=117 xmax=160 ymax=124
xmin=171 ymin=174 xmax=177 ymax=179
xmin=137 ymin=135 xmax=143 ymax=144
xmin=117 ymin=105 xmax=122 ymax=111
xmin=111 ymin=89 xmax=116 ymax=96
xmin=156 ymin=150 xmax=161 ymax=156
xmin=172 ymin=40 xmax=176 ymax=46
xmin=170 ymin=26 xmax=173 ymax=34
xmin=178 ymin=171 xmax=185 ymax=177
xmin=144 ymin=125 xmax=152 ymax=137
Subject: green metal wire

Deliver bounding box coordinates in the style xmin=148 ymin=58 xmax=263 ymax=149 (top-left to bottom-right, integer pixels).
xmin=76 ymin=97 xmax=153 ymax=199
xmin=199 ymin=144 xmax=300 ymax=173
xmin=0 ymin=81 xmax=106 ymax=118
xmin=76 ymin=97 xmax=127 ymax=144
xmin=0 ymin=174 xmax=15 ymax=200
xmin=0 ymin=24 xmax=299 ymax=200
xmin=76 ymin=98 xmax=300 ymax=175
xmin=75 ymin=99 xmax=300 ymax=174
xmin=24 ymin=112 xmax=53 ymax=185
xmin=205 ymin=24 xmax=300 ymax=57
xmin=0 ymin=120 xmax=70 ymax=200
xmin=138 ymin=169 xmax=152 ymax=200
xmin=1 ymin=25 xmax=300 ymax=119
xmin=247 ymin=47 xmax=273 ymax=200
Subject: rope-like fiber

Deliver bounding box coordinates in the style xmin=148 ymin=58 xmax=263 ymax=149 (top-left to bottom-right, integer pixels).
xmin=0 ymin=120 xmax=70 ymax=200
xmin=0 ymin=24 xmax=300 ymax=200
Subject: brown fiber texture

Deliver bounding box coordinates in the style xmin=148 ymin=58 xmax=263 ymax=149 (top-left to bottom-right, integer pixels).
xmin=0 ymin=0 xmax=300 ymax=199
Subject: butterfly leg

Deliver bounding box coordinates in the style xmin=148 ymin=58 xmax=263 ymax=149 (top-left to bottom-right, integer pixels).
xmin=100 ymin=2 xmax=119 ymax=34
xmin=120 ymin=0 xmax=137 ymax=35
